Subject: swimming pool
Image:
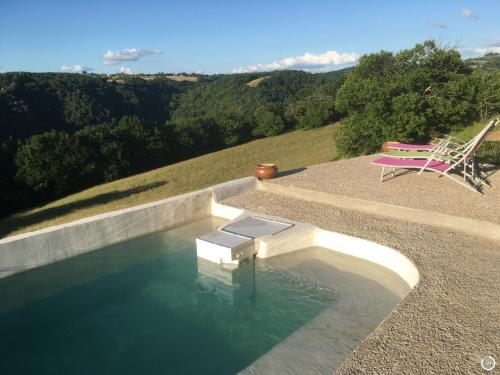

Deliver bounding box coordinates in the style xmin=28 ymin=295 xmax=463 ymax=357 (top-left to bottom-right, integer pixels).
xmin=0 ymin=217 xmax=409 ymax=375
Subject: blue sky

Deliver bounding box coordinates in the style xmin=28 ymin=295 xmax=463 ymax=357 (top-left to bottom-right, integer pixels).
xmin=0 ymin=0 xmax=499 ymax=74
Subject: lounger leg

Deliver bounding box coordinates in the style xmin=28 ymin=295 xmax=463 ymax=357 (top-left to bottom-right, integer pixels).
xmin=463 ymin=170 xmax=489 ymax=187
xmin=391 ymin=167 xmax=395 ymax=177
xmin=380 ymin=167 xmax=385 ymax=182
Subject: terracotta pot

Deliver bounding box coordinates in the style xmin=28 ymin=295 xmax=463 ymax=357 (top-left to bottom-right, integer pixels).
xmin=382 ymin=141 xmax=398 ymax=153
xmin=254 ymin=163 xmax=278 ymax=180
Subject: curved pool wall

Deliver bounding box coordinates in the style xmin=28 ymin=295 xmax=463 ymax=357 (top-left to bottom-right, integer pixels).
xmin=212 ymin=201 xmax=419 ymax=290
xmin=0 ymin=176 xmax=418 ymax=289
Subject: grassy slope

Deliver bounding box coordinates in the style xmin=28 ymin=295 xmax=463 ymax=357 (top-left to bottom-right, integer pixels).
xmin=0 ymin=124 xmax=339 ymax=238
xmin=450 ymin=117 xmax=500 ymax=139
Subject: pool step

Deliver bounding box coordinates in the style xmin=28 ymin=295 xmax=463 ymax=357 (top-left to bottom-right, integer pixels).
xmin=221 ymin=216 xmax=293 ymax=239
xmin=196 ymin=216 xmax=294 ymax=264
xmin=196 ymin=231 xmax=254 ymax=264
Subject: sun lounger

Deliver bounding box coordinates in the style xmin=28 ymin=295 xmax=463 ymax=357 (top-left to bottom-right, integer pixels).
xmin=386 ymin=120 xmax=495 ymax=153
xmin=371 ymin=118 xmax=498 ymax=192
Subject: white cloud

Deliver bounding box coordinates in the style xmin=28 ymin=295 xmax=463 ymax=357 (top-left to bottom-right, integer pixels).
xmin=119 ymin=66 xmax=133 ymax=75
xmin=461 ymin=9 xmax=478 ymax=18
xmin=473 ymin=46 xmax=500 ymax=56
xmin=233 ymin=50 xmax=359 ymax=73
xmin=103 ymin=48 xmax=162 ymax=65
xmin=431 ymin=23 xmax=447 ymax=29
xmin=60 ymin=64 xmax=94 ymax=73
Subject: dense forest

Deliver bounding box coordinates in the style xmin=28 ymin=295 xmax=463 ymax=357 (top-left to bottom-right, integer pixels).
xmin=335 ymin=41 xmax=500 ymax=156
xmin=0 ymin=69 xmax=347 ymax=216
xmin=1 ymin=41 xmax=499 ymax=218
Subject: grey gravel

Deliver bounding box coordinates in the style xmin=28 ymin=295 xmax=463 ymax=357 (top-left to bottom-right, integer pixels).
xmin=270 ymin=155 xmax=500 ymax=224
xmin=223 ymin=190 xmax=500 ymax=375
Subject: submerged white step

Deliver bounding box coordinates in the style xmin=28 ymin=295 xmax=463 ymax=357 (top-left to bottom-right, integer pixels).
xmin=196 ymin=231 xmax=254 ymax=264
xmin=196 ymin=256 xmax=255 ymax=305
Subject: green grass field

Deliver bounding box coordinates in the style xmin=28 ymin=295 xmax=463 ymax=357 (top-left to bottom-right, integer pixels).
xmin=2 ymin=118 xmax=498 ymax=240
xmin=450 ymin=117 xmax=500 ymax=139
xmin=0 ymin=124 xmax=339 ymax=238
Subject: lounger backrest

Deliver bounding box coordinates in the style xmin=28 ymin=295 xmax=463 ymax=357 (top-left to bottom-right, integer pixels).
xmin=442 ymin=119 xmax=497 ymax=172
xmin=460 ymin=118 xmax=498 ymax=148
xmin=463 ymin=119 xmax=498 ymax=159
xmin=466 ymin=119 xmax=498 ymax=158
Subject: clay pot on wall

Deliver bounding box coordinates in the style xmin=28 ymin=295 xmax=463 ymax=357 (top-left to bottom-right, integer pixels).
xmin=254 ymin=164 xmax=278 ymax=180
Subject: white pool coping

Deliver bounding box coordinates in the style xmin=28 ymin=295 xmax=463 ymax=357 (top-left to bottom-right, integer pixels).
xmin=0 ymin=177 xmax=256 ymax=278
xmin=0 ymin=175 xmax=419 ymax=288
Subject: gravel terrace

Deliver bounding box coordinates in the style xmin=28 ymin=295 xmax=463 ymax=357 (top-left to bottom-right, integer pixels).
xmin=222 ymin=189 xmax=500 ymax=374
xmin=269 ymin=155 xmax=500 ymax=224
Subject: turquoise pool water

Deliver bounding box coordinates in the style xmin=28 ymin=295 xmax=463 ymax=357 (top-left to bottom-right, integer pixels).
xmin=0 ymin=217 xmax=408 ymax=374
xmin=0 ymin=218 xmax=341 ymax=375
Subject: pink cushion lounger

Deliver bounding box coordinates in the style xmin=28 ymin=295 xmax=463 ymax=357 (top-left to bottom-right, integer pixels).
xmin=374 ymin=156 xmax=450 ymax=173
xmin=372 ymin=118 xmax=498 ymax=193
xmin=387 ymin=142 xmax=442 ymax=151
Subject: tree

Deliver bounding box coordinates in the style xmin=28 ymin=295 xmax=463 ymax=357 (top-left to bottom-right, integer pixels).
xmin=286 ymin=94 xmax=337 ymax=129
xmin=252 ymin=106 xmax=285 ymax=137
xmin=472 ymin=70 xmax=500 ymax=120
xmin=0 ymin=138 xmax=28 ymax=216
xmin=334 ymin=40 xmax=476 ymax=156
xmin=74 ymin=116 xmax=171 ymax=183
xmin=15 ymin=131 xmax=84 ymax=196
xmin=63 ymin=90 xmax=110 ymax=128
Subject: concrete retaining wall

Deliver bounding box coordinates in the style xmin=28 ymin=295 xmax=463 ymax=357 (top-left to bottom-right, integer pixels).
xmin=0 ymin=177 xmax=258 ymax=279
xmin=258 ymin=181 xmax=500 ymax=243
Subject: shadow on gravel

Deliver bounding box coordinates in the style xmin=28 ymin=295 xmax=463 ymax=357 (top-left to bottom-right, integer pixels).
xmin=0 ymin=181 xmax=167 ymax=239
xmin=480 ymin=164 xmax=500 ymax=178
xmin=277 ymin=167 xmax=307 ymax=178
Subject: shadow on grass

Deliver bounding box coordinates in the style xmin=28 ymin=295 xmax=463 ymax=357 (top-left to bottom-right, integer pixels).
xmin=0 ymin=181 xmax=167 ymax=239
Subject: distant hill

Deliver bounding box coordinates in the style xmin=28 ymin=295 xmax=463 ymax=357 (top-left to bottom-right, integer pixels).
xmin=466 ymin=53 xmax=500 ymax=70
xmin=0 ymin=69 xmax=348 ymax=142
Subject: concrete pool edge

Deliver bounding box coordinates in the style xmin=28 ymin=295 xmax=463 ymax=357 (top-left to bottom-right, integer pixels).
xmin=258 ymin=180 xmax=500 ymax=243
xmin=0 ymin=177 xmax=257 ymax=278
xmin=0 ymin=174 xmax=418 ymax=287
